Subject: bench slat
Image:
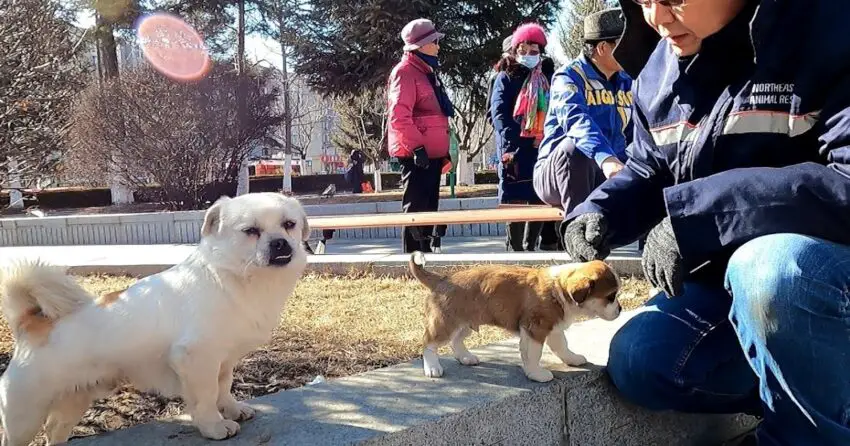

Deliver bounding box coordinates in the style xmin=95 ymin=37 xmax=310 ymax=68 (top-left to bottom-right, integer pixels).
xmin=308 ymin=207 xmax=563 ymax=230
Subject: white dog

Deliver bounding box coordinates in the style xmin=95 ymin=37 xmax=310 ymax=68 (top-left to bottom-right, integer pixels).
xmin=0 ymin=193 xmax=310 ymax=446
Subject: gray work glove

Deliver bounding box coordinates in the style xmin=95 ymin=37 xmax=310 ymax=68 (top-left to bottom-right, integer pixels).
xmin=563 ymin=213 xmax=611 ymax=262
xmin=642 ymin=217 xmax=685 ymax=298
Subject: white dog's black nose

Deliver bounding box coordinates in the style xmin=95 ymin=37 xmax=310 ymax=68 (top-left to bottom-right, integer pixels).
xmin=269 ymin=238 xmax=293 ymax=266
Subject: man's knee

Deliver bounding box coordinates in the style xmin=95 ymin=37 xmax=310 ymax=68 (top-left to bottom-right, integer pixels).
xmin=726 ymin=233 xmax=848 ymax=336
xmin=532 ymin=162 xmax=561 ymax=208
xmin=607 ymin=313 xmax=679 ymax=411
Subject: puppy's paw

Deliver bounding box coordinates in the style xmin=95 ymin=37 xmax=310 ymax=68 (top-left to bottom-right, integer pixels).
xmin=198 ymin=419 xmax=240 ymax=440
xmin=563 ymin=354 xmax=588 ymax=367
xmin=455 ymin=354 xmax=480 ymax=366
xmin=221 ymin=401 xmax=255 ymax=422
xmin=525 ymin=368 xmax=554 ymax=383
xmin=423 ymin=363 xmax=444 ymax=378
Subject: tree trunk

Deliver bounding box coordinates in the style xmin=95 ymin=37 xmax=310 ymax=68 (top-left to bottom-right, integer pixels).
xmin=279 ymin=9 xmax=293 ymax=194
xmin=373 ymin=162 xmax=382 ymax=193
xmin=237 ymin=0 xmax=246 ymax=75
xmin=96 ymin=14 xmax=119 ymax=79
xmin=232 ymin=0 xmax=249 ymax=196
xmin=97 ymin=13 xmax=134 ymax=204
xmin=7 ymin=157 xmax=23 ymax=209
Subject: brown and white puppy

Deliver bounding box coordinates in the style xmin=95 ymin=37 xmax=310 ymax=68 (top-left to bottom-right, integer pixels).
xmin=409 ymin=252 xmax=621 ymax=383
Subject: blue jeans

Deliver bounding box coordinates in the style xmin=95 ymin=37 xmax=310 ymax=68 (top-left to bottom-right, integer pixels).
xmin=608 ymin=234 xmax=850 ymax=445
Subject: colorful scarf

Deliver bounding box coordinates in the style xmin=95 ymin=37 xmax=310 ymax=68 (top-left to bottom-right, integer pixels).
xmin=513 ymin=65 xmax=549 ymax=141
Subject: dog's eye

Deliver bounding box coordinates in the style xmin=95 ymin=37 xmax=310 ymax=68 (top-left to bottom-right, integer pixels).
xmin=282 ymin=220 xmax=296 ymax=230
xmin=243 ymin=227 xmax=261 ymax=237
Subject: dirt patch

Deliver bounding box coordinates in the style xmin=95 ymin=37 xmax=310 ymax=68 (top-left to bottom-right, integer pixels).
xmin=0 ymin=272 xmax=651 ymax=443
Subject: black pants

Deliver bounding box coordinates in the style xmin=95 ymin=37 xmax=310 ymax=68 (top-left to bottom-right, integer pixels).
xmin=506 ymin=221 xmax=544 ymax=252
xmin=401 ymin=158 xmax=443 ymax=253
xmin=533 ymin=140 xmax=607 ymax=214
xmin=539 ymin=221 xmax=562 ymax=251
xmin=503 ymin=199 xmax=544 ymax=252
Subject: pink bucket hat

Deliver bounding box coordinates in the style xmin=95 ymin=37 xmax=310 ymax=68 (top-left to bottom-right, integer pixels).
xmin=401 ymin=18 xmax=445 ymax=52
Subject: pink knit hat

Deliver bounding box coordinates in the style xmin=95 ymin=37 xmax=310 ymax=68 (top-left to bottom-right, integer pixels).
xmin=511 ymin=23 xmax=548 ymax=49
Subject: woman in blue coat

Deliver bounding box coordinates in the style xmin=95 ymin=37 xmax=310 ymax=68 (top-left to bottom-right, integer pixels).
xmin=490 ymin=23 xmax=554 ymax=252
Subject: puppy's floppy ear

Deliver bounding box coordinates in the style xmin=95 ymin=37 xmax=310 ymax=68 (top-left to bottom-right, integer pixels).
xmin=202 ymin=196 xmax=231 ymax=237
xmin=559 ymin=270 xmax=595 ymax=304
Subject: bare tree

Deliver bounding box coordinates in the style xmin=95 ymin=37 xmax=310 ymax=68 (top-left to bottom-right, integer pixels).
xmin=0 ymin=0 xmax=88 ymax=192
xmin=451 ymin=86 xmax=494 ymax=163
xmin=66 ymin=66 xmax=283 ymax=209
xmin=331 ymin=88 xmax=388 ymax=164
xmin=290 ymin=79 xmax=331 ymax=160
xmin=558 ymin=0 xmax=611 ymax=60
xmin=262 ymin=72 xmax=330 ymax=161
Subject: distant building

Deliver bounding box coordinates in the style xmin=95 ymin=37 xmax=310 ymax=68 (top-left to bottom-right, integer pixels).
xmin=255 ymin=71 xmax=342 ymax=176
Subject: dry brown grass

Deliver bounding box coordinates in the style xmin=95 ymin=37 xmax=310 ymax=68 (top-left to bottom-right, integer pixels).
xmin=0 ymin=271 xmax=652 ymax=442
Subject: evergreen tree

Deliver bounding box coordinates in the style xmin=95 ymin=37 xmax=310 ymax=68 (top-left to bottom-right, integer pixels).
xmin=292 ymin=0 xmax=560 ymax=99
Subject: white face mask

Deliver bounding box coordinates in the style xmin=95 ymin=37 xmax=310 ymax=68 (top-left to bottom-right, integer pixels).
xmin=516 ymin=54 xmax=540 ymax=69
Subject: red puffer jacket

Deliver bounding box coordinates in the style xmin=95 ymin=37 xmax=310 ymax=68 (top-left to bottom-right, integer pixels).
xmin=386 ymin=53 xmax=451 ymax=163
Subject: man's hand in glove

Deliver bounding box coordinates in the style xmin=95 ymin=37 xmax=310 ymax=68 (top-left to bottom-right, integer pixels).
xmin=642 ymin=217 xmax=685 ymax=297
xmin=563 ymin=213 xmax=611 ymax=262
xmin=413 ymin=147 xmax=429 ymax=169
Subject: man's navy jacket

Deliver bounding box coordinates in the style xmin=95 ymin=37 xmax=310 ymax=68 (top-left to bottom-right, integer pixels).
xmin=567 ymin=0 xmax=850 ymax=280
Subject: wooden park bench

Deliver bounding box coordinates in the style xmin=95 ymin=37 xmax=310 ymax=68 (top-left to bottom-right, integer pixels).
xmin=304 ymin=205 xmax=564 ymax=254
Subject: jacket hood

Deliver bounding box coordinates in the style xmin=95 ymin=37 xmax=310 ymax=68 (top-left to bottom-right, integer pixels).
xmin=613 ymin=0 xmax=659 ymax=78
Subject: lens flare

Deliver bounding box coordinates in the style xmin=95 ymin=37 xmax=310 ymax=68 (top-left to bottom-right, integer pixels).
xmin=136 ymin=13 xmax=212 ymax=82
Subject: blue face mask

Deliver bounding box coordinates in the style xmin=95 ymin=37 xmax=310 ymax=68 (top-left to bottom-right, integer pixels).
xmin=516 ymin=54 xmax=541 ymax=70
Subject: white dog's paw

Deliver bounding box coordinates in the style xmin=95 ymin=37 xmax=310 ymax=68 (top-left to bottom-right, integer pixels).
xmin=198 ymin=419 xmax=241 ymax=440
xmin=525 ymin=368 xmax=554 ymax=383
xmin=221 ymin=401 xmax=255 ymax=422
xmin=423 ymin=363 xmax=444 ymax=378
xmin=455 ymin=353 xmax=480 ymax=366
xmin=563 ymin=354 xmax=588 ymax=367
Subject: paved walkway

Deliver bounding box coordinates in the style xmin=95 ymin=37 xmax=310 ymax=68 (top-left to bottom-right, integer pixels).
xmin=0 ymin=237 xmax=640 ymax=267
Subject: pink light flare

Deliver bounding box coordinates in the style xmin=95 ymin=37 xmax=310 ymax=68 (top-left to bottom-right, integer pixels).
xmin=136 ymin=13 xmax=212 ymax=82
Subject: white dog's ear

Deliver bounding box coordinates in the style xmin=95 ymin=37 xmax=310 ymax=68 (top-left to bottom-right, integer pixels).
xmin=300 ymin=210 xmax=311 ymax=242
xmin=202 ymin=196 xmax=231 ymax=237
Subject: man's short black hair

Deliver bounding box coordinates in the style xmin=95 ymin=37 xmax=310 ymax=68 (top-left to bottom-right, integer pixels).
xmin=582 ymin=39 xmax=618 ymax=59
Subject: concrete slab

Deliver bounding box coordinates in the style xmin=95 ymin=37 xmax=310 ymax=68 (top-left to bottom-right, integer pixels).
xmin=70 ymin=311 xmax=756 ymax=446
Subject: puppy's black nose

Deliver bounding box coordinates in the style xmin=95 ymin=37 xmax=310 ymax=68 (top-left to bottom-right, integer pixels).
xmin=270 ymin=238 xmax=292 ymax=255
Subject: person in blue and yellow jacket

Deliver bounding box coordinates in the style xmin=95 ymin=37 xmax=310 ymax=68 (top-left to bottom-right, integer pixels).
xmin=533 ymin=8 xmax=633 ymax=215
xmin=564 ymin=1 xmax=850 ymax=444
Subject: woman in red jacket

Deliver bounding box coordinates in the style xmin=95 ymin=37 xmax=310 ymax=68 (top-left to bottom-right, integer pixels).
xmin=387 ymin=18 xmax=453 ymax=254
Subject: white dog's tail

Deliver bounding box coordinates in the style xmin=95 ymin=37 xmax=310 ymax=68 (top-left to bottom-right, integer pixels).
xmin=0 ymin=260 xmax=93 ymax=338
